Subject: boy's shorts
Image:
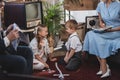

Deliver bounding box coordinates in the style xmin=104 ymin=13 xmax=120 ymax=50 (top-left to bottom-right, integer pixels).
xmin=58 ymin=51 xmax=82 ymax=71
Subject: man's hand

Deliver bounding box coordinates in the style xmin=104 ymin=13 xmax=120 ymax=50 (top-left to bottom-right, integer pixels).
xmin=6 ymin=24 xmax=13 ymax=35
xmin=6 ymin=29 xmax=19 ymax=42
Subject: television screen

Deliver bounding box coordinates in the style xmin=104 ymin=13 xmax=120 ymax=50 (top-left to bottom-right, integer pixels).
xmin=4 ymin=1 xmax=43 ymax=29
xmin=26 ymin=3 xmax=41 ymax=21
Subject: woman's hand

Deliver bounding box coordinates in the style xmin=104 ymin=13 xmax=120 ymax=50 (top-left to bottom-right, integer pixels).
xmin=99 ymin=21 xmax=106 ymax=28
xmin=104 ymin=28 xmax=112 ymax=32
xmin=98 ymin=13 xmax=105 ymax=28
xmin=105 ymin=26 xmax=120 ymax=32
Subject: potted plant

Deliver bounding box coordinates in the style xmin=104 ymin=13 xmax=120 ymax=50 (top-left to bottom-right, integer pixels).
xmin=43 ymin=1 xmax=64 ymax=48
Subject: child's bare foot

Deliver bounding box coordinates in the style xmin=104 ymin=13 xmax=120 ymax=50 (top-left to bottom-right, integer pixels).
xmin=42 ymin=69 xmax=56 ymax=74
xmin=50 ymin=58 xmax=57 ymax=62
xmin=47 ymin=69 xmax=56 ymax=73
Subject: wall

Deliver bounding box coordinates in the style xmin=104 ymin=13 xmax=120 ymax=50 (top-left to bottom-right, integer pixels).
xmin=64 ymin=0 xmax=99 ymax=10
xmin=65 ymin=10 xmax=98 ymax=23
xmin=64 ymin=10 xmax=98 ymax=41
xmin=42 ymin=0 xmax=98 ymax=41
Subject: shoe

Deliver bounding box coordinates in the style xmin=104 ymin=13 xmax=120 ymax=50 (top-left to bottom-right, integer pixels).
xmin=96 ymin=70 xmax=102 ymax=75
xmin=96 ymin=64 xmax=109 ymax=75
xmin=101 ymin=69 xmax=111 ymax=78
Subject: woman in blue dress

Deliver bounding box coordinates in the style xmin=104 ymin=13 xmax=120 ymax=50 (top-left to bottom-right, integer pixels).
xmin=83 ymin=0 xmax=120 ymax=78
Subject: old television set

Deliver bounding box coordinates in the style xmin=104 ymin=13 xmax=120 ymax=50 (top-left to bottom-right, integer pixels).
xmin=86 ymin=16 xmax=99 ymax=29
xmin=85 ymin=16 xmax=99 ymax=33
xmin=4 ymin=1 xmax=43 ymax=29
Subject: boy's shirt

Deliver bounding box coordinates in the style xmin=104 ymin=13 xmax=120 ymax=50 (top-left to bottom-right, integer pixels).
xmin=65 ymin=32 xmax=82 ymax=52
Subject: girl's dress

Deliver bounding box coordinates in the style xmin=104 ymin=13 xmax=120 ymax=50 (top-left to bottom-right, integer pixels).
xmin=29 ymin=37 xmax=50 ymax=70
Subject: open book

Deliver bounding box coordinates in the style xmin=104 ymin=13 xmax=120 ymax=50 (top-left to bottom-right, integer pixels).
xmin=92 ymin=26 xmax=112 ymax=33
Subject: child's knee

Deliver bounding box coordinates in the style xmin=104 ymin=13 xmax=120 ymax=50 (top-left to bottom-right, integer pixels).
xmin=65 ymin=61 xmax=81 ymax=71
xmin=65 ymin=65 xmax=78 ymax=71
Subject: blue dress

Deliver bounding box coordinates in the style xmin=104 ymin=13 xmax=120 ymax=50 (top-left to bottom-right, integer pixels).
xmin=83 ymin=1 xmax=120 ymax=58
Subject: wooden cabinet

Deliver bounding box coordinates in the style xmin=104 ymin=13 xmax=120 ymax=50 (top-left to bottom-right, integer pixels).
xmin=64 ymin=0 xmax=100 ymax=10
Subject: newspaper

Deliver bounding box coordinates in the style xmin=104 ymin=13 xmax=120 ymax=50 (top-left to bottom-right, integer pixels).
xmin=13 ymin=23 xmax=34 ymax=33
xmin=12 ymin=23 xmax=33 ymax=50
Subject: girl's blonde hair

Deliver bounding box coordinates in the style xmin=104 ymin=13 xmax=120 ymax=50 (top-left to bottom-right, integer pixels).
xmin=65 ymin=19 xmax=78 ymax=30
xmin=34 ymin=24 xmax=47 ymax=49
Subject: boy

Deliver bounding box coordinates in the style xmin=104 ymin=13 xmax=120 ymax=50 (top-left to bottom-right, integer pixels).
xmin=62 ymin=19 xmax=82 ymax=71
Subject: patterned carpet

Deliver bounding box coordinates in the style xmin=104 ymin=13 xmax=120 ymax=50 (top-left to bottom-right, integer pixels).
xmin=33 ymin=55 xmax=120 ymax=80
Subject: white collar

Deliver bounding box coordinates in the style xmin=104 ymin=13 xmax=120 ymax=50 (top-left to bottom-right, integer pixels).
xmin=69 ymin=32 xmax=77 ymax=38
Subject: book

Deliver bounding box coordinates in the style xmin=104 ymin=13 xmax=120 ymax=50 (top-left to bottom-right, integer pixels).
xmin=54 ymin=47 xmax=62 ymax=51
xmin=92 ymin=26 xmax=112 ymax=33
xmin=54 ymin=40 xmax=64 ymax=51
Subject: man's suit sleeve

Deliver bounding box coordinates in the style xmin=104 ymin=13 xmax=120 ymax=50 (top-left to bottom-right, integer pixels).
xmin=0 ymin=38 xmax=7 ymax=53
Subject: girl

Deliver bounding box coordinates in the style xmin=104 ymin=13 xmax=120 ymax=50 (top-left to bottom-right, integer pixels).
xmin=29 ymin=24 xmax=56 ymax=71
